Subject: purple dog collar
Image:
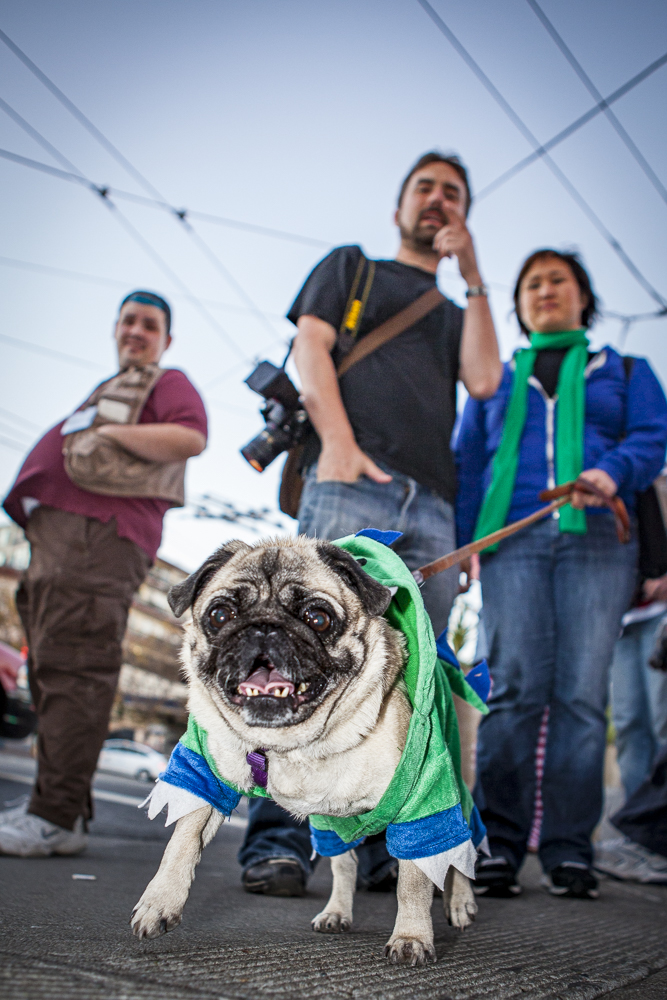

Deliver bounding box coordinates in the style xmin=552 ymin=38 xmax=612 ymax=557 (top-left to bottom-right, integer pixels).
xmin=246 ymin=749 xmax=268 ymax=788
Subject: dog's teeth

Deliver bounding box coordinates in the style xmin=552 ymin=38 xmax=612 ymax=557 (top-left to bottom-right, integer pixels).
xmin=297 ymin=682 xmax=309 ymax=694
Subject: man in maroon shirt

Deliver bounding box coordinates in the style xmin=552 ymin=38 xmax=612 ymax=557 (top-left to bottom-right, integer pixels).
xmin=0 ymin=291 xmax=207 ymax=856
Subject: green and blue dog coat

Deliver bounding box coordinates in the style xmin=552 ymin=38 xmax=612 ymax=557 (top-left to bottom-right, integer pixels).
xmin=145 ymin=530 xmax=490 ymax=887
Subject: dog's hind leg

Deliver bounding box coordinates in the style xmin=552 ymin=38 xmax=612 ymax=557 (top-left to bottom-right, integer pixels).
xmin=384 ymin=859 xmax=435 ymax=966
xmin=131 ymin=806 xmax=223 ymax=939
xmin=311 ymin=850 xmax=357 ymax=933
xmin=442 ymin=866 xmax=477 ymax=929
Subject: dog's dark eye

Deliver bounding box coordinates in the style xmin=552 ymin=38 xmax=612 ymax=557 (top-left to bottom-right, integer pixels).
xmin=304 ymin=608 xmax=331 ymax=633
xmin=208 ymin=605 xmax=235 ymax=629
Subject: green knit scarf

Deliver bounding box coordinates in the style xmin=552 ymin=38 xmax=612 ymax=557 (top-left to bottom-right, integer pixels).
xmin=473 ymin=329 xmax=589 ymax=550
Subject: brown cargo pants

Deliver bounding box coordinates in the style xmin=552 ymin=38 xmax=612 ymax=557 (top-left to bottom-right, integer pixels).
xmin=15 ymin=507 xmax=151 ymax=830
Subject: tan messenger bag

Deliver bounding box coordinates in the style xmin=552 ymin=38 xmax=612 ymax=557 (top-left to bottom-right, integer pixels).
xmin=62 ymin=364 xmax=186 ymax=506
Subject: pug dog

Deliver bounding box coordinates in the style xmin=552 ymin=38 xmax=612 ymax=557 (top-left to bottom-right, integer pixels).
xmin=131 ymin=536 xmax=477 ymax=966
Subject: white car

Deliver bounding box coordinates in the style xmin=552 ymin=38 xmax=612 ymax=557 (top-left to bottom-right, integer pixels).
xmin=97 ymin=739 xmax=168 ymax=782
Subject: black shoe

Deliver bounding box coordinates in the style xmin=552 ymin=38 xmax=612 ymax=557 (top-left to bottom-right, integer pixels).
xmin=543 ymin=863 xmax=599 ymax=899
xmin=474 ymin=856 xmax=522 ymax=897
xmin=242 ymin=857 xmax=306 ymax=897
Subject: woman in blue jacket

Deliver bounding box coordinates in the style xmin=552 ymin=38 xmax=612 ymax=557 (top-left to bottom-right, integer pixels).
xmin=456 ymin=249 xmax=667 ymax=900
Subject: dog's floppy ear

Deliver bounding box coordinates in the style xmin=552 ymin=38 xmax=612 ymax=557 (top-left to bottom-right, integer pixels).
xmin=168 ymin=540 xmax=251 ymax=617
xmin=316 ymin=542 xmax=392 ymax=617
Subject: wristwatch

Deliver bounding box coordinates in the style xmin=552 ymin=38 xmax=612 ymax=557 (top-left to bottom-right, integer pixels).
xmin=466 ymin=284 xmax=489 ymax=298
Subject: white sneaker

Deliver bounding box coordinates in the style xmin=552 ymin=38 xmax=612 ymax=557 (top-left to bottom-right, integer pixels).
xmin=0 ymin=811 xmax=87 ymax=857
xmin=594 ymin=837 xmax=667 ymax=884
xmin=0 ymin=795 xmax=29 ymax=823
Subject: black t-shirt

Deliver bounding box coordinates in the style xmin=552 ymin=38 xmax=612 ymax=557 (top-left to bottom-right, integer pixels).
xmin=287 ymin=245 xmax=463 ymax=501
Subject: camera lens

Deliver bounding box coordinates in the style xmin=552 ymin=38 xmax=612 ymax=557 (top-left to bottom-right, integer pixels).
xmin=241 ymin=425 xmax=293 ymax=472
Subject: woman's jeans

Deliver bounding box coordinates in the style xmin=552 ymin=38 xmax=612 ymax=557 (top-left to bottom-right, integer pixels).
xmin=474 ymin=513 xmax=638 ymax=873
xmin=239 ymin=462 xmax=458 ymax=882
xmin=611 ymin=613 xmax=667 ymax=798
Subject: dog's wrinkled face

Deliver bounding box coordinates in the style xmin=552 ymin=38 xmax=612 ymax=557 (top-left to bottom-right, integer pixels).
xmin=169 ymin=538 xmax=392 ymax=729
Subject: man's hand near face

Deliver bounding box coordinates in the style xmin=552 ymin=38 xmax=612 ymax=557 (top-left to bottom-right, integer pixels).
xmin=431 ymin=210 xmax=482 ymax=287
xmin=395 ymin=161 xmax=501 ymax=401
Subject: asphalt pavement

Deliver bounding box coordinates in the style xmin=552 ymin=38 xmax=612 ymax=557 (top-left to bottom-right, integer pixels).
xmin=1 ymin=744 xmax=666 ymax=1000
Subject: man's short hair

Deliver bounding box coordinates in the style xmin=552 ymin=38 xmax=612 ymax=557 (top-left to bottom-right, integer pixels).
xmin=119 ymin=290 xmax=172 ymax=335
xmin=397 ymin=152 xmax=472 ymax=216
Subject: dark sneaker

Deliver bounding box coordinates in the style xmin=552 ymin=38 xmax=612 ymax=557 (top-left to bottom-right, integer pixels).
xmin=242 ymin=857 xmax=306 ymax=897
xmin=473 ymin=856 xmax=522 ymax=897
xmin=543 ymin=863 xmax=599 ymax=899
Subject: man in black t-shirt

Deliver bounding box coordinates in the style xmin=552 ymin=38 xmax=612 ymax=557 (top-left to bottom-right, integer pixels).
xmin=238 ymin=152 xmax=502 ymax=898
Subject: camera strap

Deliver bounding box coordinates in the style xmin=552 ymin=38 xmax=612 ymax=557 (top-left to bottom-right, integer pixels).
xmin=338 ymin=253 xmax=377 ymax=345
xmin=336 ymin=279 xmax=445 ymax=378
xmin=278 ymin=252 xmax=446 ymax=519
xmin=334 ymin=250 xmax=446 ymax=377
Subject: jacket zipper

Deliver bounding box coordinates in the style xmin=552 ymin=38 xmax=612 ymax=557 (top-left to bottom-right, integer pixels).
xmin=528 ymin=376 xmax=559 ymax=519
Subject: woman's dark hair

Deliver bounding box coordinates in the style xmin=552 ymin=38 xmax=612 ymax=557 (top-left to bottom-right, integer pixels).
xmin=513 ymin=249 xmax=599 ymax=335
xmin=397 ymin=151 xmax=472 ymax=216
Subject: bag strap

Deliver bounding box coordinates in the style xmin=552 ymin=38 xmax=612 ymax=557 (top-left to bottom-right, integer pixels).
xmin=336 ymin=283 xmax=445 ymax=377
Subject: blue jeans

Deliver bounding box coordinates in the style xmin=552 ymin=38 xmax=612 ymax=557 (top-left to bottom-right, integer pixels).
xmin=240 ymin=462 xmax=458 ymax=881
xmin=611 ymin=614 xmax=667 ymax=798
xmin=474 ymin=513 xmax=638 ymax=873
xmin=298 ymin=463 xmax=458 ymax=635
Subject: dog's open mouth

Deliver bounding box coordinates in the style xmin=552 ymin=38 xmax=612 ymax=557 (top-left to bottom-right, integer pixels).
xmin=230 ymin=654 xmax=316 ymax=709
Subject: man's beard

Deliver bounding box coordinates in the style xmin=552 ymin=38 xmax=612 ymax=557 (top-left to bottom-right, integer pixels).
xmin=399 ymin=219 xmax=440 ymax=253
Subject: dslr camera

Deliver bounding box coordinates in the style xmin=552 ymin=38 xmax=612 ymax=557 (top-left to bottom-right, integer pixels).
xmin=241 ymin=361 xmax=310 ymax=472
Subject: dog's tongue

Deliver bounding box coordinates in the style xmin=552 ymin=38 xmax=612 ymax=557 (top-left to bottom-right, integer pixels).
xmin=239 ymin=666 xmax=295 ymax=696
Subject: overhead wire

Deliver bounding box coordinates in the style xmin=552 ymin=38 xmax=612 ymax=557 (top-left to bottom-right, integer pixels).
xmin=0 ymin=420 xmax=32 ymax=441
xmin=0 ymin=436 xmax=27 ymax=453
xmin=0 ymin=254 xmax=288 ymax=321
xmin=0 ymin=107 xmax=247 ymax=359
xmin=0 ymin=147 xmax=330 ymax=249
xmin=0 ymin=26 xmax=165 ymax=202
xmin=0 ymin=96 xmax=84 ymax=176
xmin=415 ymin=0 xmax=667 ymax=312
xmin=0 ymin=406 xmax=42 ymax=432
xmin=475 ymin=50 xmax=667 ymax=200
xmin=602 ymin=308 xmax=667 ymax=350
xmin=4 ymin=17 xmax=666 ymax=381
xmin=108 ymin=187 xmax=331 ymax=247
xmin=0 ymin=28 xmax=280 ymax=343
xmin=525 ymin=0 xmax=667 ymax=207
xmin=0 ymin=332 xmax=107 ymax=371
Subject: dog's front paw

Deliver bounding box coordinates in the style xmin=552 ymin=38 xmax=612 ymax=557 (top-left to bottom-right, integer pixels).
xmin=384 ymin=936 xmax=436 ymax=967
xmin=312 ymin=910 xmax=352 ymax=933
xmin=444 ymin=881 xmax=478 ymax=929
xmin=444 ymin=892 xmax=477 ymax=929
xmin=131 ymin=894 xmax=183 ymax=940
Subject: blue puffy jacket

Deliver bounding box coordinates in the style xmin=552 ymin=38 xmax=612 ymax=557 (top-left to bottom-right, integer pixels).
xmin=455 ymin=346 xmax=667 ymax=547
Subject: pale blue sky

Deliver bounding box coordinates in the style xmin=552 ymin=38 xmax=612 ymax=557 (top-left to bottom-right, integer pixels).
xmin=1 ymin=0 xmax=666 ymax=570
